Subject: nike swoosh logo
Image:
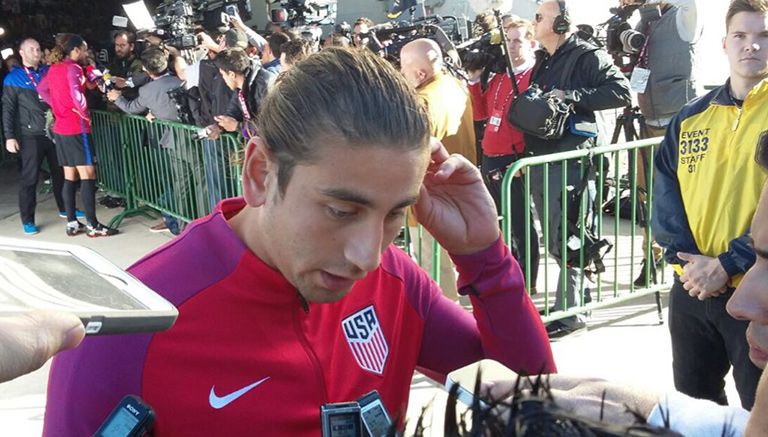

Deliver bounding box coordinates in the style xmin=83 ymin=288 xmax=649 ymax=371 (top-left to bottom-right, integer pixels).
xmin=209 ymin=376 xmax=270 ymax=409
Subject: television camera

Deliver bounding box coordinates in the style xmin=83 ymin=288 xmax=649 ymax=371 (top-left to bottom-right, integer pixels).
xmin=364 ymin=15 xmax=465 ymax=73
xmin=599 ymin=0 xmax=648 ymax=72
xmin=269 ymin=0 xmax=336 ymax=28
xmin=124 ymin=0 xmax=251 ymax=50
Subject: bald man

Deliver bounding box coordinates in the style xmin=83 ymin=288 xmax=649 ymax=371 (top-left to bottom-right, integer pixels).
xmin=401 ymin=38 xmax=476 ymax=301
xmin=2 ymin=38 xmax=71 ymax=235
xmin=400 ymin=38 xmax=476 ymax=164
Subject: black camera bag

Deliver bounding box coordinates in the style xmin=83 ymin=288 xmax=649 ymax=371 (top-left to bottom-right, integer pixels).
xmin=506 ymin=44 xmax=595 ymax=140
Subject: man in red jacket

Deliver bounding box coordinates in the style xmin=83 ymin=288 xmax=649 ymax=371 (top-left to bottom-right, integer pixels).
xmin=38 ymin=34 xmax=117 ymax=237
xmin=468 ymin=17 xmax=539 ymax=292
xmin=43 ymin=48 xmax=554 ymax=436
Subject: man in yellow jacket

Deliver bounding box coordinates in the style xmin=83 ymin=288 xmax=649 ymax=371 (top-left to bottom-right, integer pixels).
xmin=401 ymin=38 xmax=476 ymax=300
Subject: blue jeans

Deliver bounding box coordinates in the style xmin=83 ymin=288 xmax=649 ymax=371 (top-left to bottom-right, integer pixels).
xmin=202 ymin=139 xmax=228 ymax=212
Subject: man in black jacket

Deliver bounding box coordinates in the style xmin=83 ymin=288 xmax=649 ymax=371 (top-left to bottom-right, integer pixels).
xmin=527 ymin=0 xmax=630 ymax=335
xmin=213 ymin=48 xmax=276 ymax=137
xmin=2 ymin=38 xmax=74 ymax=234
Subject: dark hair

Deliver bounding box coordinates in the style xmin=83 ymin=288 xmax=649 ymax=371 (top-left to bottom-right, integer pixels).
xmin=325 ymin=34 xmax=351 ymax=48
xmin=281 ymin=39 xmax=312 ymax=65
xmin=267 ymin=32 xmax=291 ymax=59
xmin=49 ymin=33 xmax=85 ymax=64
xmin=140 ymin=46 xmax=168 ymax=76
xmin=727 ymin=0 xmax=768 ymax=30
xmin=257 ymin=47 xmax=430 ymax=195
xmin=214 ymin=48 xmax=250 ymax=75
xmin=113 ymin=30 xmax=136 ymax=45
xmin=420 ymin=373 xmax=689 ymax=437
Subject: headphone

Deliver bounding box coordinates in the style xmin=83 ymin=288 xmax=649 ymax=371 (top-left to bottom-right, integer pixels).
xmin=552 ymin=0 xmax=571 ymax=35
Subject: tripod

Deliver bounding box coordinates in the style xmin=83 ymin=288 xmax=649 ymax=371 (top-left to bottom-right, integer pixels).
xmin=608 ymin=105 xmax=664 ymax=324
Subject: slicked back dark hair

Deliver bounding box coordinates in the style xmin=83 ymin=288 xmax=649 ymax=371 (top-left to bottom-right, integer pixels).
xmin=257 ymin=47 xmax=430 ymax=195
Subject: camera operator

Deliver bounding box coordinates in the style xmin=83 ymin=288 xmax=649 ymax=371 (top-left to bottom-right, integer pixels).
xmin=213 ymin=48 xmax=277 ymax=137
xmin=107 ymin=46 xmax=185 ymax=235
xmin=624 ymin=0 xmax=702 ymax=286
xmin=468 ymin=17 xmax=540 ymax=294
xmin=400 ymin=38 xmax=477 ymax=301
xmin=352 ymin=17 xmax=375 ymax=48
xmin=528 ymin=0 xmax=630 ymax=336
xmin=107 ymin=31 xmax=145 ymax=102
xmin=627 ymin=0 xmax=701 ymax=136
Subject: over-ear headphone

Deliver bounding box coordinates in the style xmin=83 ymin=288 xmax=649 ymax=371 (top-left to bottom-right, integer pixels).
xmin=553 ymin=0 xmax=571 ymax=35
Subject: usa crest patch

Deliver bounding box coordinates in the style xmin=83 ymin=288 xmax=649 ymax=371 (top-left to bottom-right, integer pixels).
xmin=342 ymin=305 xmax=389 ymax=374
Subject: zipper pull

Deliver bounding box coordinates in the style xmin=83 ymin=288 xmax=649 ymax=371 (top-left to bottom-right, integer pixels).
xmin=733 ymin=107 xmax=742 ymax=131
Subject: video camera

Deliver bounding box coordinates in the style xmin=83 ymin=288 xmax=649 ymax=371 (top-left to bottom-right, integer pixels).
xmin=364 ymin=15 xmax=464 ymax=71
xmin=602 ymin=1 xmax=647 ymax=71
xmin=456 ymin=28 xmax=505 ymax=84
xmin=125 ymin=0 xmax=251 ymax=50
xmin=270 ymin=0 xmax=336 ymax=28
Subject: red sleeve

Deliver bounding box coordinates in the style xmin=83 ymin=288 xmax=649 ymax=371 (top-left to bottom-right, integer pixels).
xmin=66 ymin=63 xmax=89 ymax=121
xmin=468 ymin=81 xmax=488 ymax=121
xmin=415 ymin=237 xmax=556 ymax=377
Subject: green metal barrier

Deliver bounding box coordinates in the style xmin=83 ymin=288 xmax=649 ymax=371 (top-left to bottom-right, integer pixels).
xmin=502 ymin=138 xmax=667 ymax=323
xmin=90 ymin=111 xmax=243 ymax=229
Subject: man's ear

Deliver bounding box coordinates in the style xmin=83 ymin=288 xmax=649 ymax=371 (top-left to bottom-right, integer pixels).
xmin=241 ymin=135 xmax=273 ymax=207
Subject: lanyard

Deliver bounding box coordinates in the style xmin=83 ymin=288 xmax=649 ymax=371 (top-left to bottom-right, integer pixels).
xmin=637 ymin=22 xmax=654 ymax=68
xmin=238 ymin=90 xmax=251 ymax=121
xmin=493 ymin=68 xmax=531 ymax=111
xmin=23 ymin=66 xmax=40 ymax=88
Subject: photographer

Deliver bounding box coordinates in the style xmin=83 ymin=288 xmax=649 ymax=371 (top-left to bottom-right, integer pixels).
xmin=108 ymin=46 xmax=185 ymax=235
xmin=528 ymin=0 xmax=630 ymax=335
xmin=468 ymin=17 xmax=540 ymax=294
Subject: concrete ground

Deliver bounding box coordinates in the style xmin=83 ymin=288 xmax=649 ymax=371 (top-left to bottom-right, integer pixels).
xmin=0 ymin=161 xmax=740 ymax=435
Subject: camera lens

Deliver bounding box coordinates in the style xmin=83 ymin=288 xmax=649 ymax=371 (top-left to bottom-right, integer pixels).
xmin=619 ymin=29 xmax=645 ymax=54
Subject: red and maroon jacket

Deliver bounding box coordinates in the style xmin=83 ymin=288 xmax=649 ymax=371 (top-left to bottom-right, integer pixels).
xmin=44 ymin=197 xmax=554 ymax=436
xmin=38 ymin=58 xmax=90 ymax=135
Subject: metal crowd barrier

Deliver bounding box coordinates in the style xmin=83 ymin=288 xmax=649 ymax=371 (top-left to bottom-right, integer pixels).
xmin=501 ymin=138 xmax=668 ymax=323
xmin=90 ymin=110 xmax=243 ymax=228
